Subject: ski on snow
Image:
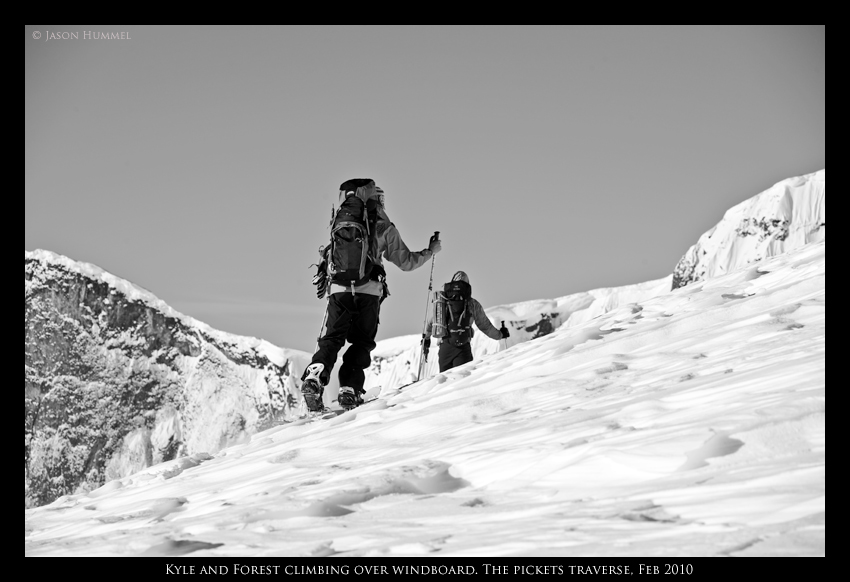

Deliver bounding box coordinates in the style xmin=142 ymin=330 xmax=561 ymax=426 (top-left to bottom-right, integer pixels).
xmin=302 ymin=378 xmax=423 ymax=424
xmin=304 ymin=397 xmax=381 ymax=423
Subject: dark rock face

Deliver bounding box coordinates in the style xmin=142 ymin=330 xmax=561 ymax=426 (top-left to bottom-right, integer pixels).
xmin=25 ymin=252 xmax=306 ymax=508
xmin=524 ymin=313 xmax=558 ymax=338
xmin=671 ymin=245 xmax=701 ymax=291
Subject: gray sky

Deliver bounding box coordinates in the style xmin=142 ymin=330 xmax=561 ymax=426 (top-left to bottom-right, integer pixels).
xmin=25 ymin=25 xmax=825 ymax=353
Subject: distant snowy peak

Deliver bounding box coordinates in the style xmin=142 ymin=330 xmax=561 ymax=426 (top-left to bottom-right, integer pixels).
xmin=24 ymin=249 xmax=297 ymax=366
xmin=672 ymin=169 xmax=825 ymax=289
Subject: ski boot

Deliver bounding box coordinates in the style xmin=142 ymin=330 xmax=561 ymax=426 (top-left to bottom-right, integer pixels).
xmin=338 ymin=386 xmax=365 ymax=411
xmin=301 ymin=363 xmax=326 ymax=413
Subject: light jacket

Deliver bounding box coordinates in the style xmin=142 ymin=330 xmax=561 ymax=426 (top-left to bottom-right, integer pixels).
xmin=328 ymin=183 xmax=432 ymax=297
xmin=424 ymin=296 xmax=502 ymax=342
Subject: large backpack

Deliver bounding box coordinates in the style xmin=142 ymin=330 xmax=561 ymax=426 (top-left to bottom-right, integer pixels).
xmin=442 ymin=279 xmax=473 ymax=345
xmin=326 ymin=179 xmax=381 ymax=292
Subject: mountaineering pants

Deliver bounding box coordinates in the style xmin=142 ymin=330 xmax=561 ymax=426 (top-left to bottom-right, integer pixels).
xmin=311 ymin=292 xmax=381 ymax=392
xmin=438 ymin=341 xmax=473 ymax=372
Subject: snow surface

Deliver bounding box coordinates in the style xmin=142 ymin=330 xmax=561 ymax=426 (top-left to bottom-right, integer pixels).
xmin=24 ymin=240 xmax=825 ymax=558
xmin=363 ymin=276 xmax=674 ymax=400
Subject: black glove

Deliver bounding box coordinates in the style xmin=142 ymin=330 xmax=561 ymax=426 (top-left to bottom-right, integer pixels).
xmin=500 ymin=324 xmax=510 ymax=339
xmin=428 ymin=233 xmax=442 ymax=255
xmin=421 ymin=335 xmax=431 ymax=358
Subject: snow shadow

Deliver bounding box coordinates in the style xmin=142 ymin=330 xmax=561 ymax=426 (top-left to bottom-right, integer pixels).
xmin=324 ymin=462 xmax=470 ymax=509
xmin=245 ymin=462 xmax=469 ymax=523
xmin=140 ymin=539 xmax=224 ymax=556
xmin=677 ymin=431 xmax=745 ymax=471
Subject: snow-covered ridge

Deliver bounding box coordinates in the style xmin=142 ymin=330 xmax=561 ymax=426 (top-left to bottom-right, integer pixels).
xmin=25 ymin=250 xmax=312 ymax=508
xmin=365 ymin=276 xmax=673 ymax=395
xmin=25 ymin=238 xmax=826 ymax=557
xmin=25 ymin=249 xmax=299 ymax=367
xmin=672 ymin=169 xmax=825 ymax=289
xmin=366 ymin=168 xmax=826 ymax=394
xmin=23 ymin=168 xmax=826 ymax=510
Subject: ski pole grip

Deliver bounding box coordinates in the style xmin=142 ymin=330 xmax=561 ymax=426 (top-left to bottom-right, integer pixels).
xmin=501 ymin=320 xmax=505 ymax=327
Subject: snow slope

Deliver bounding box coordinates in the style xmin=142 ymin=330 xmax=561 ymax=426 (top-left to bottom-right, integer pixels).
xmin=25 ymin=240 xmax=825 ymax=557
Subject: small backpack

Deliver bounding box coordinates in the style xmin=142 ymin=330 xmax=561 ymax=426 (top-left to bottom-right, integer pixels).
xmin=442 ymin=279 xmax=473 ymax=345
xmin=326 ymin=179 xmax=381 ymax=292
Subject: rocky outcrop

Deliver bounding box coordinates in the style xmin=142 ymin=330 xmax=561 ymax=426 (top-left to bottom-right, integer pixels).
xmin=25 ymin=250 xmax=311 ymax=508
xmin=672 ymin=170 xmax=825 ymax=289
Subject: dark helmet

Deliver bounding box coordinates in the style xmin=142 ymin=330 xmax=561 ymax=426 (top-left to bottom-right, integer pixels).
xmin=339 ymin=178 xmax=374 ymax=193
xmin=338 ymin=178 xmax=377 ymax=205
xmin=452 ymin=271 xmax=469 ymax=284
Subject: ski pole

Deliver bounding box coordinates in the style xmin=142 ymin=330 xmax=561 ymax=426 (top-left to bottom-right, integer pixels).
xmin=315 ymin=297 xmax=330 ymax=353
xmin=313 ymin=245 xmax=330 ymax=353
xmin=417 ymin=231 xmax=439 ymax=382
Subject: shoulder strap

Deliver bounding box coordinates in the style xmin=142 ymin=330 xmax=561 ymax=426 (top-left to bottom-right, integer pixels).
xmin=462 ymin=299 xmax=472 ymax=326
xmin=447 ymin=298 xmax=471 ymax=326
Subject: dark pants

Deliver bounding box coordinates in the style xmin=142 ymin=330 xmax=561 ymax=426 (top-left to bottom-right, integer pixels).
xmin=310 ymin=293 xmax=381 ymax=392
xmin=438 ymin=340 xmax=473 ymax=372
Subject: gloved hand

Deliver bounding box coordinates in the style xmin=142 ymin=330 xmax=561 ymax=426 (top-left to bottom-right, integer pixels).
xmin=500 ymin=324 xmax=510 ymax=339
xmin=421 ymin=335 xmax=431 ymax=359
xmin=428 ymin=233 xmax=442 ymax=255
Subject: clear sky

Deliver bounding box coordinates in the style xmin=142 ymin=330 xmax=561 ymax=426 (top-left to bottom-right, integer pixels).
xmin=24 ymin=25 xmax=825 ymax=352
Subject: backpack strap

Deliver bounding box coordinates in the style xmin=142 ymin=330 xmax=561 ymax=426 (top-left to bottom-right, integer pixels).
xmin=447 ymin=299 xmax=469 ymax=324
xmin=445 ymin=298 xmax=473 ymax=345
